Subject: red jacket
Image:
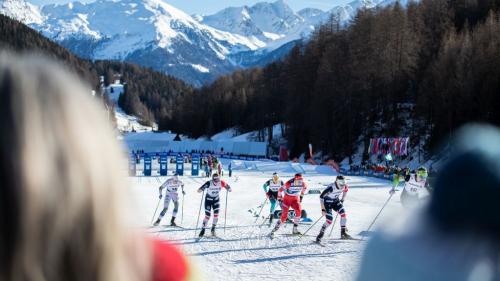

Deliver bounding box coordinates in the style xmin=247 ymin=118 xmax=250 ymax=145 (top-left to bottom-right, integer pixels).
xmin=278 ymin=176 xmax=308 ymax=199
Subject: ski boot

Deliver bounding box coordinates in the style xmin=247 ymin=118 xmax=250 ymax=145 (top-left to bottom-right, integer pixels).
xmin=316 ymin=230 xmax=325 ymax=243
xmin=292 ymin=224 xmax=301 ymax=235
xmin=269 ymin=221 xmax=281 ymax=239
xmin=211 ymin=225 xmax=216 ymax=236
xmin=170 ymin=217 xmax=177 ymax=227
xmin=153 ymin=218 xmax=161 ymax=226
xmin=341 ymin=227 xmax=353 ymax=239
xmin=198 ymin=228 xmax=205 ymax=238
xmin=268 ymin=229 xmax=276 ymax=239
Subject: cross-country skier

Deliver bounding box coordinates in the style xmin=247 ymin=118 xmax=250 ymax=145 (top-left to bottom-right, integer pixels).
xmin=197 ymin=173 xmax=232 ymax=237
xmin=315 ymin=175 xmax=352 ymax=243
xmin=217 ymin=161 xmax=223 ymax=176
xmin=262 ymin=172 xmax=284 ymax=225
xmin=212 ymin=158 xmax=218 ymax=175
xmin=269 ymin=173 xmax=308 ymax=238
xmin=390 ymin=166 xmax=428 ymax=208
xmin=153 ymin=174 xmax=185 ymax=226
xmin=204 ymin=159 xmax=209 ymax=178
xmin=207 ymin=156 xmax=213 ymax=177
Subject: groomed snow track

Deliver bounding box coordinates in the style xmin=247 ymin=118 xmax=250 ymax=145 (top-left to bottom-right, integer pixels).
xmin=128 ymin=170 xmax=408 ymax=281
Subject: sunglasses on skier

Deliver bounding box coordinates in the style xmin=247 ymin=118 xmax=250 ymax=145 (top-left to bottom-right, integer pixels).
xmin=336 ymin=179 xmax=346 ymax=187
xmin=416 ymin=170 xmax=428 ymax=181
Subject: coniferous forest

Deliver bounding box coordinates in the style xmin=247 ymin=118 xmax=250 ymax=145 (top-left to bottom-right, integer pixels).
xmin=169 ymin=0 xmax=500 ymax=159
xmin=2 ymin=0 xmax=500 ymax=160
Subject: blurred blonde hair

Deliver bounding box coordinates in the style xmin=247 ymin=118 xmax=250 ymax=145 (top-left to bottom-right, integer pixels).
xmin=0 ymin=53 xmax=150 ymax=281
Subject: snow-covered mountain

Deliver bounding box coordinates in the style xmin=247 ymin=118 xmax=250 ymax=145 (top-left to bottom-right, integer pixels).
xmin=0 ymin=0 xmax=44 ymax=24
xmin=0 ymin=0 xmax=405 ymax=86
xmin=199 ymin=0 xmax=304 ymax=42
xmin=198 ymin=0 xmax=331 ymax=52
xmin=37 ymin=0 xmax=270 ymax=86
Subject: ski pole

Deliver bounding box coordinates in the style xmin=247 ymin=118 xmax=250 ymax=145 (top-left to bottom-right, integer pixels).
xmin=361 ymin=193 xmax=394 ymax=241
xmin=194 ymin=189 xmax=205 ymax=238
xmin=299 ymin=215 xmax=324 ymax=239
xmin=254 ymin=198 xmax=269 ymax=223
xmin=259 ymin=214 xmax=272 ymax=228
xmin=328 ymin=213 xmax=339 ymax=238
xmin=258 ymin=215 xmax=268 ymax=228
xmin=150 ymin=177 xmax=165 ymax=225
xmin=224 ymin=190 xmax=229 ymax=234
xmin=151 ymin=197 xmax=161 ymax=225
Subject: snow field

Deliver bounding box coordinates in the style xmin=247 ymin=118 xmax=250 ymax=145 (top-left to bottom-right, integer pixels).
xmin=126 ymin=169 xmax=413 ymax=281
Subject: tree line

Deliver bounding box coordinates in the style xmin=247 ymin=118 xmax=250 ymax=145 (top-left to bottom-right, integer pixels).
xmin=93 ymin=61 xmax=193 ymax=127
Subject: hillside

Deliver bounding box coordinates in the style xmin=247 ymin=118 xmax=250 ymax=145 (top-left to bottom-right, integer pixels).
xmin=0 ymin=13 xmax=194 ymax=127
xmin=0 ymin=13 xmax=99 ymax=88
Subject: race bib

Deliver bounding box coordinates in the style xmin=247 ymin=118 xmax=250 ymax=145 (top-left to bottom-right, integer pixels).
xmin=288 ymin=180 xmax=303 ymax=194
xmin=268 ymin=182 xmax=281 ymax=192
xmin=207 ymin=185 xmax=220 ymax=197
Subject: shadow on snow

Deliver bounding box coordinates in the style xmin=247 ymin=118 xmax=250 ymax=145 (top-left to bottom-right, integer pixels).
xmin=231 ymin=250 xmax=357 ymax=264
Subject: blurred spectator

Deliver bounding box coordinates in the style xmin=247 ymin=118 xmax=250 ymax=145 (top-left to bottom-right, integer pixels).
xmin=0 ymin=53 xmax=192 ymax=281
xmin=356 ymin=124 xmax=500 ymax=281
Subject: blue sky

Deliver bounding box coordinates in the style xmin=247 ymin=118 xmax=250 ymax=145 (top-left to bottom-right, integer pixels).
xmin=30 ymin=0 xmax=351 ymax=14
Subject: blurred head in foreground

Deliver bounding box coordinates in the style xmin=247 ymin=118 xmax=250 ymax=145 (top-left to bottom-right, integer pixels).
xmin=0 ymin=53 xmax=191 ymax=281
xmin=357 ymin=124 xmax=500 ymax=281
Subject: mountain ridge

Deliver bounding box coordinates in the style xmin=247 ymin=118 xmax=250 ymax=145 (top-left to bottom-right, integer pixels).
xmin=1 ymin=0 xmax=405 ymax=86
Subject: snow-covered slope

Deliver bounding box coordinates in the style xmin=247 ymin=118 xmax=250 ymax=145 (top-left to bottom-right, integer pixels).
xmin=40 ymin=0 xmax=264 ymax=52
xmin=115 ymin=107 xmax=156 ymax=133
xmin=129 ymin=170 xmax=412 ymax=281
xmin=0 ymin=0 xmax=44 ymax=24
xmin=209 ymin=124 xmax=284 ymax=142
xmin=105 ymin=80 xmax=157 ymax=133
xmin=1 ymin=0 xmax=406 ymax=86
xmin=199 ymin=0 xmax=328 ymax=52
xmin=200 ymin=0 xmax=304 ymax=42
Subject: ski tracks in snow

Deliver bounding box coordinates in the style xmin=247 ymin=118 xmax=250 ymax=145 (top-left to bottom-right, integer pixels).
xmin=153 ymin=222 xmax=364 ymax=281
xmin=130 ymin=173 xmax=402 ymax=281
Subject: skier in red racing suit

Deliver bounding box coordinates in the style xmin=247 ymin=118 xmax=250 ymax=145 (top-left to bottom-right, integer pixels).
xmin=269 ymin=173 xmax=308 ymax=238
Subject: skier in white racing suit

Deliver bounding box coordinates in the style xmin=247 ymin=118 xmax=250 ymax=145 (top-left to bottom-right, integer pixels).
xmin=153 ymin=174 xmax=185 ymax=226
xmin=262 ymin=172 xmax=284 ymax=225
xmin=390 ymin=166 xmax=429 ymax=208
